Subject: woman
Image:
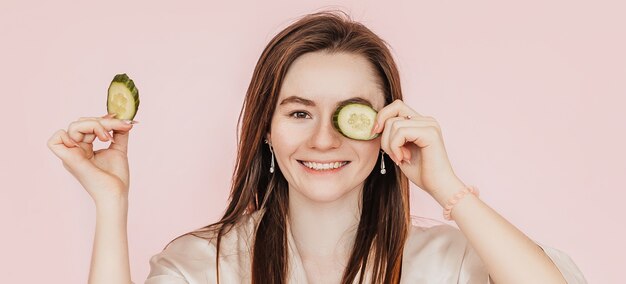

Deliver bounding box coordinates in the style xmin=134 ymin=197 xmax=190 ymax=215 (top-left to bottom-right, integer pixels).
xmin=48 ymin=11 xmax=586 ymax=284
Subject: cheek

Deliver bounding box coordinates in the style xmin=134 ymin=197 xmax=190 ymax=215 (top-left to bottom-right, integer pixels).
xmin=353 ymin=139 xmax=382 ymax=166
xmin=270 ymin=121 xmax=311 ymax=155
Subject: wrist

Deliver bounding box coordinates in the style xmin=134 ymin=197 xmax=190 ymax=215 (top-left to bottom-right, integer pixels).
xmin=430 ymin=180 xmax=468 ymax=207
xmin=442 ymin=185 xmax=479 ymax=220
xmin=95 ymin=194 xmax=129 ymax=213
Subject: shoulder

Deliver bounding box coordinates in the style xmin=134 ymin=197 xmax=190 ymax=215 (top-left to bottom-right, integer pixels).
xmin=146 ymin=211 xmax=263 ymax=283
xmin=164 ymin=210 xmax=262 ymax=257
xmin=146 ymin=234 xmax=218 ymax=283
xmin=401 ymin=217 xmax=588 ymax=284
xmin=160 ymin=234 xmax=215 ymax=259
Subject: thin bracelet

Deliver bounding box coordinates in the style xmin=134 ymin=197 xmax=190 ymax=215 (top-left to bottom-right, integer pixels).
xmin=443 ymin=185 xmax=479 ymax=221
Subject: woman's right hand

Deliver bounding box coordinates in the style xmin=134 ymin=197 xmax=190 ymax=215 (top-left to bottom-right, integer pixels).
xmin=48 ymin=113 xmax=136 ymax=205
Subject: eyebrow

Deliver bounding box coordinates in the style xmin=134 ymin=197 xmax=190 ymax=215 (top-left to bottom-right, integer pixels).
xmin=279 ymin=96 xmax=315 ymax=106
xmin=279 ymin=95 xmax=375 ymax=109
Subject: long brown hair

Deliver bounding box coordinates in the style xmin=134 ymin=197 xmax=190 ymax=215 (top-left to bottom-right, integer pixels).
xmin=185 ymin=10 xmax=410 ymax=284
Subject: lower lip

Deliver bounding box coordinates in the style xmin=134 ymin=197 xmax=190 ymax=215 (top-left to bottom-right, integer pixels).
xmin=298 ymin=161 xmax=350 ymax=175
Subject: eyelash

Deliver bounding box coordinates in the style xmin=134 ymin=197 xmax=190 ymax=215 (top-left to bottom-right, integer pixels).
xmin=288 ymin=111 xmax=312 ymax=119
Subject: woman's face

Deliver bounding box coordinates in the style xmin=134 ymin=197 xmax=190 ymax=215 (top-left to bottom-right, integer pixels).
xmin=268 ymin=51 xmax=386 ymax=204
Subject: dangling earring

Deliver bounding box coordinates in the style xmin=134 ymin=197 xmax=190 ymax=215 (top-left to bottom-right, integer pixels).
xmin=269 ymin=146 xmax=275 ymax=173
xmin=380 ymin=150 xmax=386 ymax=174
xmin=265 ymin=139 xmax=275 ymax=173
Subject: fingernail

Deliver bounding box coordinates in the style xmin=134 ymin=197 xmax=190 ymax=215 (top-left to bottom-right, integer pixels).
xmin=73 ymin=141 xmax=80 ymax=147
xmin=106 ymin=132 xmax=115 ymax=143
xmin=403 ymin=159 xmax=412 ymax=165
xmin=371 ymin=122 xmax=379 ymax=134
xmin=122 ymin=120 xmax=139 ymax=124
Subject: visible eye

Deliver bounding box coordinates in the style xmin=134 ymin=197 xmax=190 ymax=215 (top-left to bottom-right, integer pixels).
xmin=289 ymin=111 xmax=311 ymax=119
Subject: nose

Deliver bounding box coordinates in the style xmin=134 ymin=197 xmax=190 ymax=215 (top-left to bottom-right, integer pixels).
xmin=307 ymin=117 xmax=342 ymax=150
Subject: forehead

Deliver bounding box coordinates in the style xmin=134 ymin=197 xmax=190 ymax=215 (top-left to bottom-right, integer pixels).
xmin=278 ymin=51 xmax=386 ymax=110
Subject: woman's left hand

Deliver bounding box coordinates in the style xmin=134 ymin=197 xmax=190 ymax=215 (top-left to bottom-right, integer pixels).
xmin=374 ymin=100 xmax=466 ymax=201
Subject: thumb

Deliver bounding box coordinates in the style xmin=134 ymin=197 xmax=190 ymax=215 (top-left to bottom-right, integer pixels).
xmin=109 ymin=124 xmax=133 ymax=152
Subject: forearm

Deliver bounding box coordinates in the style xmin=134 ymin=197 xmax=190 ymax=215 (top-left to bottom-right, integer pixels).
xmin=433 ymin=183 xmax=566 ymax=284
xmin=89 ymin=198 xmax=132 ymax=284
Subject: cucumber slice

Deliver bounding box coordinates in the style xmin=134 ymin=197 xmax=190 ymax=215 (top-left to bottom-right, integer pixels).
xmin=107 ymin=73 xmax=139 ymax=120
xmin=332 ymin=103 xmax=379 ymax=140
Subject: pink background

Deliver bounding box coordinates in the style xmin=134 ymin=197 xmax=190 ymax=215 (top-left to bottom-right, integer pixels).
xmin=1 ymin=0 xmax=624 ymax=282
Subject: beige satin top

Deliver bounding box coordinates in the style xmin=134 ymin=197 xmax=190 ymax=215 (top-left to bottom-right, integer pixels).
xmin=145 ymin=211 xmax=586 ymax=283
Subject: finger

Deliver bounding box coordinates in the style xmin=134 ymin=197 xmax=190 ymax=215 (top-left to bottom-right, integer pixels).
xmin=401 ymin=147 xmax=412 ymax=161
xmin=47 ymin=129 xmax=78 ymax=150
xmin=76 ymin=118 xmax=97 ymax=143
xmin=80 ymin=133 xmax=97 ymax=144
xmin=63 ymin=130 xmax=96 ymax=159
xmin=47 ymin=129 xmax=74 ymax=160
xmin=59 ymin=129 xmax=81 ymax=148
xmin=380 ymin=116 xmax=405 ymax=164
xmin=76 ymin=115 xmax=117 ymax=142
xmin=98 ymin=119 xmax=134 ymax=153
xmin=387 ymin=119 xmax=439 ymax=163
xmin=48 ymin=129 xmax=94 ymax=162
xmin=77 ymin=113 xmax=116 ymax=121
xmin=67 ymin=120 xmax=111 ymax=144
xmin=388 ymin=127 xmax=421 ymax=164
xmin=78 ymin=117 xmax=98 ymax=121
xmin=373 ymin=99 xmax=421 ymax=134
xmin=108 ymin=125 xmax=132 ymax=152
xmin=79 ymin=118 xmax=130 ymax=143
xmin=389 ymin=123 xmax=441 ymax=156
xmin=387 ymin=119 xmax=411 ymax=162
xmin=48 ymin=129 xmax=102 ymax=189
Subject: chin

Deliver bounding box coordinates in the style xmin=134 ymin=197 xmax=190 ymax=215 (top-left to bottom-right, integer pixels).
xmin=290 ymin=183 xmax=361 ymax=204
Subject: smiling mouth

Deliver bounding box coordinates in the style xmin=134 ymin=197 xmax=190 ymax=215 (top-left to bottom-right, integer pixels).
xmin=297 ymin=160 xmax=350 ymax=171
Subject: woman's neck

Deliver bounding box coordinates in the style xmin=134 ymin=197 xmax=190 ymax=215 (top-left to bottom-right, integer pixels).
xmin=287 ymin=185 xmax=363 ymax=260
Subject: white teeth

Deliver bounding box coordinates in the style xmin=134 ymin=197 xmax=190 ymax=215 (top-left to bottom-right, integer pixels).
xmin=302 ymin=161 xmax=347 ymax=171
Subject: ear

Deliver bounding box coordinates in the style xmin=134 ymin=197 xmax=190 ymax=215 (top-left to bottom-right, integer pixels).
xmin=265 ymin=133 xmax=271 ymax=145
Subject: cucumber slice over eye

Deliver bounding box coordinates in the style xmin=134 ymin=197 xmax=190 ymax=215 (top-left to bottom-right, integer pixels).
xmin=332 ymin=103 xmax=379 ymax=140
xmin=107 ymin=73 xmax=140 ymax=120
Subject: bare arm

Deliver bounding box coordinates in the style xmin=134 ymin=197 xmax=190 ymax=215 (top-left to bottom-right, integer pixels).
xmin=374 ymin=100 xmax=568 ymax=283
xmin=48 ymin=113 xmax=135 ymax=284
xmin=432 ymin=181 xmax=566 ymax=284
xmin=89 ymin=198 xmax=132 ymax=284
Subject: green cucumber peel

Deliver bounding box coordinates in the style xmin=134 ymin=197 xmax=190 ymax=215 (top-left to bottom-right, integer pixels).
xmin=107 ymin=73 xmax=140 ymax=120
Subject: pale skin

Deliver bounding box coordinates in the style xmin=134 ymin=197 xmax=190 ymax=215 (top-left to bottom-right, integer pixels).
xmin=48 ymin=51 xmax=566 ymax=284
xmin=48 ymin=114 xmax=134 ymax=284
